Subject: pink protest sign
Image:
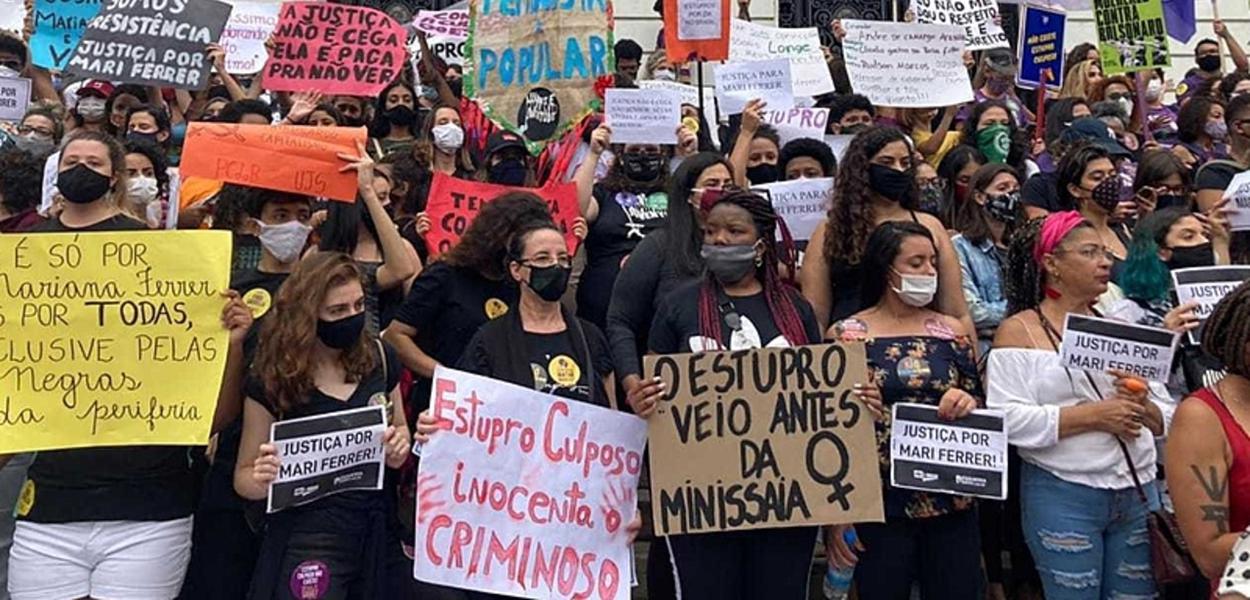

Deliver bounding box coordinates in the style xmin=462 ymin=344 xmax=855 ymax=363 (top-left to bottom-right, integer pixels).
xmin=265 ymin=2 xmax=406 ymax=96
xmin=414 ymin=367 xmax=648 ymax=600
xmin=414 ymin=9 xmax=468 ymax=41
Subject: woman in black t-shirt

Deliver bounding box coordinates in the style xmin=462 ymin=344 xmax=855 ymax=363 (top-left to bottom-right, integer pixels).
xmin=236 ymin=252 xmax=411 ymax=599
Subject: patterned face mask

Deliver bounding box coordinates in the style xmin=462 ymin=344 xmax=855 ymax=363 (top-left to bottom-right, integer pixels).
xmin=976 ymin=123 xmax=1011 ymax=164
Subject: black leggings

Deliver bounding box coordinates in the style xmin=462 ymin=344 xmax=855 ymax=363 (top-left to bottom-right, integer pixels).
xmin=853 ymin=509 xmax=982 ymax=600
xmin=666 ymin=527 xmax=817 ymax=600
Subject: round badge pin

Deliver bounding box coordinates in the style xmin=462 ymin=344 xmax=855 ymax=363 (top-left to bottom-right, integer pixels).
xmin=289 ymin=560 xmax=330 ymax=599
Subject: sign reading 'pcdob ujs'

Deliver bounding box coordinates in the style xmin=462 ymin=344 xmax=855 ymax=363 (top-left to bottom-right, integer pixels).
xmin=890 ymin=403 xmax=1007 ymax=500
xmin=1059 ymin=314 xmax=1177 ymax=382
xmin=268 ymin=404 xmax=387 ymax=512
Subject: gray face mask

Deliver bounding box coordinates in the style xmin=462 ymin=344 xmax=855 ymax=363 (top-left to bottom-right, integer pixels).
xmin=701 ymin=242 xmax=759 ymax=284
xmin=15 ymin=135 xmax=55 ymax=157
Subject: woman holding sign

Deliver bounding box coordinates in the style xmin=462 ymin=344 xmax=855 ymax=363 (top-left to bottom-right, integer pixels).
xmin=235 ymin=252 xmax=411 ymax=599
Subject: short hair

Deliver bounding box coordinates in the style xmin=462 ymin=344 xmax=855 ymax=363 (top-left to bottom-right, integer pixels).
xmin=1228 ymin=94 xmax=1250 ymax=127
xmin=1177 ymin=97 xmax=1223 ymax=143
xmin=1195 ymin=38 xmax=1221 ymax=52
xmin=125 ymin=103 xmax=172 ymax=134
xmin=1219 ymin=71 xmax=1250 ymax=100
xmin=0 ymin=34 xmax=26 ymax=69
xmin=828 ymin=94 xmax=875 ymax=123
xmin=615 ymin=39 xmax=643 ymax=62
xmin=1056 ymin=141 xmax=1111 ymax=207
xmin=218 ymin=99 xmax=273 ymax=124
xmin=779 ymin=138 xmax=837 ymax=176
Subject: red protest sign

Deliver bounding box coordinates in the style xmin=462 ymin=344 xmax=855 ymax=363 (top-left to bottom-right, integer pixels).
xmin=265 ymin=2 xmax=406 ymax=96
xmin=424 ymin=173 xmax=581 ymax=258
xmin=662 ymin=0 xmax=730 ymax=63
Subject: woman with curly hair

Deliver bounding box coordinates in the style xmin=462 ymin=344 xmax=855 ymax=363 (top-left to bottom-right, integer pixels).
xmin=799 ymin=127 xmax=975 ymax=335
xmin=1176 ymin=97 xmax=1230 ymax=168
xmin=1059 ymin=59 xmax=1103 ymax=101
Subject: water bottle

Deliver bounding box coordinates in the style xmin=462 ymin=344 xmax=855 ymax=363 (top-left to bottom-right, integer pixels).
xmin=822 ymin=528 xmax=857 ymax=600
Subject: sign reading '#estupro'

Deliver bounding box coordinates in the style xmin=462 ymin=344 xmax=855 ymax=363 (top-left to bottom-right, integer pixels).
xmin=267 ymin=404 xmax=388 ymax=512
xmin=1059 ymin=314 xmax=1177 ymax=382
xmin=890 ymin=403 xmax=1007 ymax=500
xmin=1171 ymin=267 xmax=1250 ymax=345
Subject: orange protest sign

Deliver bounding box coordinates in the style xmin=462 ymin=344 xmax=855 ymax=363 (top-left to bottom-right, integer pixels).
xmin=424 ymin=172 xmax=581 ymax=257
xmin=180 ymin=123 xmax=366 ymax=203
xmin=662 ymin=0 xmax=730 ymax=63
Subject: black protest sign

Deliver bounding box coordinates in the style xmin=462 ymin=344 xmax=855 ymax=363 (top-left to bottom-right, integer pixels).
xmin=889 ymin=403 xmax=1008 ymax=500
xmin=1059 ymin=314 xmax=1177 ymax=382
xmin=644 ymin=344 xmax=884 ymax=535
xmin=1172 ymin=266 xmax=1250 ymax=345
xmin=267 ymin=404 xmax=388 ymax=513
xmin=67 ymin=0 xmax=232 ymax=89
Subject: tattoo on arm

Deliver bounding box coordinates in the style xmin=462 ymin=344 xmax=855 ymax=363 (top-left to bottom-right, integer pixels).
xmin=1190 ymin=464 xmax=1230 ymax=534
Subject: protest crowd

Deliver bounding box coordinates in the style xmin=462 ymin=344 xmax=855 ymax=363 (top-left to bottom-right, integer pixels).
xmin=7 ymin=0 xmax=1250 ymax=599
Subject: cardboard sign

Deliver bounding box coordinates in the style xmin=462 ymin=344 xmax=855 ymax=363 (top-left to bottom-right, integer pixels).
xmin=1059 ymin=314 xmax=1177 ymax=383
xmin=222 ymin=0 xmax=281 ymax=74
xmin=1171 ymin=267 xmax=1250 ymax=345
xmin=715 ymin=58 xmax=794 ymax=116
xmin=414 ymin=8 xmax=468 ymax=40
xmin=1223 ymin=170 xmax=1250 ymax=232
xmin=729 ymin=19 xmax=834 ymax=97
xmin=268 ymin=404 xmax=388 ymax=512
xmin=762 ymin=107 xmax=829 ymax=145
xmin=31 ymin=0 xmax=102 ymax=70
xmin=414 ymin=367 xmax=647 ymax=600
xmin=423 ymin=172 xmax=581 ymax=257
xmin=638 ymin=80 xmax=700 ymax=108
xmin=67 ymin=0 xmax=232 ymax=89
xmin=912 ymin=0 xmax=1008 ymax=50
xmin=753 ymin=177 xmax=833 ymax=243
xmin=662 ymin=0 xmax=729 ymax=63
xmin=604 ymin=88 xmax=680 ymax=145
xmin=1094 ymin=0 xmax=1170 ymax=75
xmin=265 ymin=2 xmax=407 ymax=97
xmin=1017 ymin=4 xmax=1066 ymax=90
xmin=0 ymin=231 xmax=231 ymax=453
xmin=0 ymin=0 xmax=26 ymax=34
xmin=842 ymin=20 xmax=974 ymax=109
xmin=181 ymin=123 xmax=366 ymax=203
xmin=643 ymin=344 xmax=884 ymax=535
xmin=889 ymin=403 xmax=1007 ymax=500
xmin=0 ymin=76 xmax=31 ymax=122
xmin=466 ymin=0 xmax=611 ymax=153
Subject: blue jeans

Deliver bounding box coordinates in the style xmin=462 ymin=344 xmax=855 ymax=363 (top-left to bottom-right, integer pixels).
xmin=1020 ymin=462 xmax=1158 ymax=599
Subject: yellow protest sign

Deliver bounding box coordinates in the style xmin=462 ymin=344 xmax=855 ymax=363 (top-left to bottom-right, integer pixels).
xmin=0 ymin=231 xmax=232 ymax=453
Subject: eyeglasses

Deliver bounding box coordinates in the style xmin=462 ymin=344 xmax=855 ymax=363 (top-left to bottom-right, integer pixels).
xmin=519 ymin=256 xmax=572 ymax=269
xmin=18 ymin=125 xmax=53 ymax=139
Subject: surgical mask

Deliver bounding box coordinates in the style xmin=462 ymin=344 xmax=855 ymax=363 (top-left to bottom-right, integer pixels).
xmin=76 ymin=97 xmax=107 ymax=121
xmin=1197 ymin=54 xmax=1222 ymax=73
xmin=1205 ymin=120 xmax=1229 ymax=141
xmin=127 ymin=176 xmax=159 ymax=204
xmin=385 ymin=105 xmax=416 ymax=126
xmin=1116 ymin=97 xmax=1134 ymax=119
xmin=1165 ymin=242 xmax=1215 ymax=270
xmin=985 ymin=191 xmax=1019 ymax=223
xmin=127 ymin=130 xmax=161 ymax=146
xmin=891 ymin=270 xmax=937 ymax=307
xmin=1145 ymin=79 xmax=1164 ymax=102
xmin=868 ymin=164 xmax=911 ymax=203
xmin=746 ymin=162 xmax=779 ymax=185
xmin=432 ymin=123 xmax=464 ymax=152
xmin=488 ymin=159 xmax=528 ymax=186
xmin=255 ymin=219 xmax=313 ymax=264
xmin=621 ymin=152 xmax=664 ymax=181
xmin=15 ymin=134 xmax=55 ymax=157
xmin=1087 ymin=176 xmax=1123 ymax=212
xmin=652 ymin=69 xmax=676 ymax=82
xmin=525 ymin=264 xmax=572 ymax=302
xmin=316 ymin=312 xmax=365 ymax=350
xmin=57 ymin=163 xmax=112 ymax=204
xmin=976 ymin=123 xmax=1011 ymax=164
xmin=918 ymin=185 xmax=943 ymax=216
xmin=701 ymin=243 xmax=759 ymax=284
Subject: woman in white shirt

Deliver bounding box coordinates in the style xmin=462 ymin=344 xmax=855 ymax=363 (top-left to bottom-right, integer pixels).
xmin=987 ymin=210 xmax=1168 ymax=599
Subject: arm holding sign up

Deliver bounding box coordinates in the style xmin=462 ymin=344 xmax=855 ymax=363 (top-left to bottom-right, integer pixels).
xmin=576 ymin=124 xmax=612 ymax=223
xmin=339 ymin=142 xmax=421 ymax=290
xmin=730 ymin=99 xmax=765 ymax=188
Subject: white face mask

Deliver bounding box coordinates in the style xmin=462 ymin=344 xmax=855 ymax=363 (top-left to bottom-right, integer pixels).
xmin=891 ymin=269 xmax=938 ymax=307
xmin=1116 ymin=97 xmax=1134 ymax=119
xmin=77 ymin=97 xmax=107 ymax=120
xmin=1145 ymin=79 xmax=1164 ymax=102
xmin=652 ymin=69 xmax=676 ymax=82
xmin=432 ymin=122 xmax=464 ymax=152
xmin=127 ymin=175 xmax=159 ymax=204
xmin=255 ymin=219 xmax=313 ymax=264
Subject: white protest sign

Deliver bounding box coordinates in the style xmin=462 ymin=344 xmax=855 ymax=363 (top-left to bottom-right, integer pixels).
xmin=729 ymin=19 xmax=834 ymax=97
xmin=890 ymin=403 xmax=1007 ymax=500
xmin=414 ymin=8 xmax=468 ymax=40
xmin=605 ymin=88 xmax=681 ymax=145
xmin=825 ymin=134 xmax=854 ymax=162
xmin=842 ymin=20 xmax=974 ymax=108
xmin=1059 ymin=314 xmax=1177 ymax=383
xmin=1223 ymin=170 xmax=1250 ymax=232
xmin=912 ymin=0 xmax=1009 ymax=50
xmin=753 ymin=177 xmax=833 ymax=243
xmin=763 ymin=107 xmax=830 ymax=145
xmin=677 ymin=0 xmax=721 ymax=40
xmin=638 ymin=80 xmax=700 ymax=107
xmin=267 ymin=404 xmax=387 ymax=513
xmin=0 ymin=0 xmax=25 ymax=34
xmin=1171 ymin=266 xmax=1250 ymax=345
xmin=222 ymin=1 xmax=280 ymax=74
xmin=715 ymin=58 xmax=794 ymax=115
xmin=0 ymin=77 xmax=31 ymax=122
xmin=411 ymin=36 xmax=467 ymax=67
xmin=414 ymin=367 xmax=648 ymax=600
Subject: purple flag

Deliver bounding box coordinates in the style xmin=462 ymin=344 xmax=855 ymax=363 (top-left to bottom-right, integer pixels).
xmin=1163 ymin=0 xmax=1196 ymax=43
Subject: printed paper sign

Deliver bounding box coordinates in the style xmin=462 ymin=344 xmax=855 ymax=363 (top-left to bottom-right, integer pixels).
xmin=0 ymin=231 xmax=231 ymax=453
xmin=414 ymin=9 xmax=468 ymax=40
xmin=31 ymin=0 xmax=102 ymax=70
xmin=67 ymin=0 xmax=232 ymax=89
xmin=181 ymin=123 xmax=366 ymax=203
xmin=676 ymin=0 xmax=721 ymax=40
xmin=1171 ymin=267 xmax=1250 ymax=345
xmin=715 ymin=58 xmax=794 ymax=115
xmin=912 ymin=0 xmax=1009 ymax=50
xmin=414 ymin=367 xmax=648 ymax=600
xmin=0 ymin=77 xmax=31 ymax=122
xmin=643 ymin=344 xmax=884 ymax=535
xmin=424 ymin=172 xmax=581 ymax=258
xmin=753 ymin=177 xmax=833 ymax=244
xmin=1017 ymin=4 xmax=1066 ymax=90
xmin=663 ymin=0 xmax=729 ymax=62
xmin=268 ymin=405 xmax=388 ymax=513
xmin=0 ymin=0 xmax=26 ymax=34
xmin=763 ymin=107 xmax=830 ymax=145
xmin=411 ymin=36 xmax=467 ymax=67
xmin=638 ymin=80 xmax=700 ymax=107
xmin=265 ymin=2 xmax=407 ymax=97
xmin=890 ymin=403 xmax=1008 ymax=500
xmin=467 ymin=0 xmax=611 ymax=153
xmin=729 ymin=19 xmax=834 ymax=97
xmin=842 ymin=20 xmax=974 ymax=108
xmin=1059 ymin=314 xmax=1177 ymax=382
xmin=604 ymin=88 xmax=680 ymax=145
xmin=1223 ymin=171 xmax=1250 ymax=232
xmin=1094 ymin=0 xmax=1170 ymax=75
xmin=222 ymin=0 xmax=281 ymax=74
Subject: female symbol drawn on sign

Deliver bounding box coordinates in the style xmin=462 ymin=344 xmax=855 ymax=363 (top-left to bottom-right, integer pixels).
xmin=806 ymin=430 xmax=854 ymax=510
xmin=516 ymin=87 xmax=560 ymax=142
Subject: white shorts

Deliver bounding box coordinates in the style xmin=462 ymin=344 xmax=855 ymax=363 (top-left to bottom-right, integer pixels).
xmin=8 ymin=517 xmax=193 ymax=600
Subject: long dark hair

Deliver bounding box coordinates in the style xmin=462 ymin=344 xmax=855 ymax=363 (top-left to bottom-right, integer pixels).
xmin=958 ymin=100 xmax=1029 ymax=173
xmin=369 ymin=81 xmax=419 ymax=139
xmin=665 ymin=152 xmax=732 ymax=277
xmin=937 ymin=145 xmax=986 ymax=227
xmin=860 ymin=221 xmax=934 ymax=308
xmin=122 ymin=139 xmax=171 ymax=199
xmin=413 ymin=103 xmax=475 ymax=173
xmin=442 ymin=191 xmax=553 ymax=280
xmin=951 ymin=163 xmax=1020 ymax=245
xmin=1177 ymin=97 xmax=1222 ymax=144
xmin=824 ymin=127 xmax=915 ymax=266
xmin=318 ymin=200 xmax=379 ymax=256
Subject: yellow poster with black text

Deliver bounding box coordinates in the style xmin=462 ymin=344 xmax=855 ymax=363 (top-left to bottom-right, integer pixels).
xmin=0 ymin=231 xmax=232 ymax=453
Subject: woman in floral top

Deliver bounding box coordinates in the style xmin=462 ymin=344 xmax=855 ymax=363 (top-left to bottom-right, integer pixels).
xmin=827 ymin=220 xmax=984 ymax=599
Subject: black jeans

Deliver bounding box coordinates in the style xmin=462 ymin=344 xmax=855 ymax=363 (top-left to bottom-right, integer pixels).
xmin=854 ymin=509 xmax=982 ymax=600
xmin=666 ymin=526 xmax=817 ymax=600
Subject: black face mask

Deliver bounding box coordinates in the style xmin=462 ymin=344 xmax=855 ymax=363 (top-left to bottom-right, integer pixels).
xmin=1155 ymin=194 xmax=1188 ymax=211
xmin=126 ymin=131 xmax=160 ymax=146
xmin=622 ymin=153 xmax=664 ymax=181
xmin=343 ymin=116 xmax=367 ymax=128
xmin=385 ymin=105 xmax=416 ymax=126
xmin=526 ymin=264 xmax=571 ymax=302
xmin=1166 ymin=242 xmax=1215 ymax=270
xmin=842 ymin=123 xmax=870 ymax=136
xmin=1197 ymin=54 xmax=1222 ymax=73
xmin=57 ymin=163 xmax=112 ymax=204
xmin=868 ymin=164 xmax=911 ymax=203
xmin=489 ymin=159 xmax=529 ymax=186
xmin=746 ymin=162 xmax=780 ymax=185
xmin=316 ymin=312 xmax=366 ymax=350
xmin=448 ymin=78 xmax=464 ymax=98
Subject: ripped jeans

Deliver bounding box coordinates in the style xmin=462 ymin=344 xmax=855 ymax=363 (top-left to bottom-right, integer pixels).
xmin=1020 ymin=462 xmax=1159 ymax=599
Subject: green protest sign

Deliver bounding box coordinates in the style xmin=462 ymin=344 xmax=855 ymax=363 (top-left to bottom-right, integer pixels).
xmin=1094 ymin=0 xmax=1170 ymax=75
